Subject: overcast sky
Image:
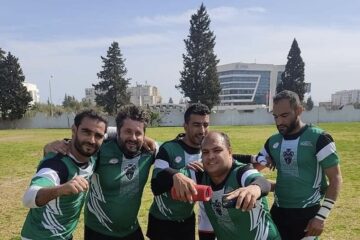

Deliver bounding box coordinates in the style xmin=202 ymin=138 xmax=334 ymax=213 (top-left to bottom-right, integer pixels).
xmin=1 ymin=0 xmax=359 ymax=104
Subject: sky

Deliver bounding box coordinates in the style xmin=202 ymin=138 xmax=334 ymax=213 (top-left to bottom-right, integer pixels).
xmin=1 ymin=0 xmax=359 ymax=105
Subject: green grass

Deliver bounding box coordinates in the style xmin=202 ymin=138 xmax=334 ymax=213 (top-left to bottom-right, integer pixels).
xmin=0 ymin=123 xmax=359 ymax=239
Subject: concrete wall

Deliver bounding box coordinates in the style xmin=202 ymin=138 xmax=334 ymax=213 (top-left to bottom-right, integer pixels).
xmin=0 ymin=106 xmax=359 ymax=129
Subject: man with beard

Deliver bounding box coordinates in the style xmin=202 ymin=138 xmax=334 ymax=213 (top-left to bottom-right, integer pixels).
xmin=147 ymin=103 xmax=257 ymax=240
xmin=255 ymin=90 xmax=342 ymax=239
xmin=83 ymin=105 xmax=154 ymax=240
xmin=147 ymin=103 xmax=212 ymax=240
xmin=151 ymin=131 xmax=281 ymax=240
xmin=21 ymin=110 xmax=107 ymax=240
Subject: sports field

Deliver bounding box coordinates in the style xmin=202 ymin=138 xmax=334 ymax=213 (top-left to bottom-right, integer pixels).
xmin=0 ymin=122 xmax=359 ymax=239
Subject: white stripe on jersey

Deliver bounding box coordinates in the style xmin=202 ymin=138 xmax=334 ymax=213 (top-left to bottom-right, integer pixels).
xmin=316 ymin=142 xmax=336 ymax=162
xmin=241 ymin=169 xmax=259 ymax=187
xmin=22 ymin=185 xmax=42 ymax=208
xmin=35 ymin=168 xmax=61 ymax=186
xmin=154 ymin=159 xmax=170 ymax=169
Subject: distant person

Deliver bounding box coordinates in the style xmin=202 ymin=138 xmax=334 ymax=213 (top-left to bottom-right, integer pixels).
xmin=21 ymin=110 xmax=107 ymax=240
xmin=256 ymin=90 xmax=343 ymax=239
xmin=152 ymin=131 xmax=281 ymax=240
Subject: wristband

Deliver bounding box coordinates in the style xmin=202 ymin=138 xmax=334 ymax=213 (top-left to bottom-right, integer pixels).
xmin=256 ymin=156 xmax=267 ymax=166
xmin=315 ymin=198 xmax=335 ymax=220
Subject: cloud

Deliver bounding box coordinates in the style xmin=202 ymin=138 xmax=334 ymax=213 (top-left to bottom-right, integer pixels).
xmin=135 ymin=6 xmax=266 ymax=26
xmin=2 ymin=33 xmax=172 ymax=56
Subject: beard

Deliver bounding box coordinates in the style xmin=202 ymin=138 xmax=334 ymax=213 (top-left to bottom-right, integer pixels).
xmin=277 ymin=119 xmax=298 ymax=136
xmin=118 ymin=138 xmax=142 ymax=157
xmin=73 ymin=136 xmax=99 ymax=157
xmin=190 ymin=133 xmax=205 ymax=147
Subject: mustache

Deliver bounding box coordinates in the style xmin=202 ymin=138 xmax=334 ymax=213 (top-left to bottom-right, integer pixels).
xmin=125 ymin=140 xmax=138 ymax=144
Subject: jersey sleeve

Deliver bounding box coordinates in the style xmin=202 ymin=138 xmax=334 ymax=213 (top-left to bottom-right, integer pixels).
xmin=152 ymin=144 xmax=171 ymax=178
xmin=316 ymin=132 xmax=340 ymax=168
xmin=23 ymin=156 xmax=68 ymax=208
xmin=236 ymin=164 xmax=270 ymax=197
xmin=236 ymin=164 xmax=262 ymax=187
xmin=232 ymin=154 xmax=252 ymax=164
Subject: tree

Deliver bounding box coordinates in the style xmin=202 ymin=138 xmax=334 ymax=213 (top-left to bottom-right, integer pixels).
xmin=93 ymin=42 xmax=131 ymax=115
xmin=0 ymin=51 xmax=32 ymax=120
xmin=176 ymin=3 xmax=221 ymax=110
xmin=305 ymin=96 xmax=314 ymax=111
xmin=277 ymin=38 xmax=306 ymax=101
xmin=62 ymin=94 xmax=80 ymax=111
xmin=168 ymin=97 xmax=174 ymax=104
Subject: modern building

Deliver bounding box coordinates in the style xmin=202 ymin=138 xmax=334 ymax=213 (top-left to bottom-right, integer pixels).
xmin=217 ymin=62 xmax=285 ymax=110
xmin=128 ymin=84 xmax=162 ymax=106
xmin=23 ymin=82 xmax=40 ymax=105
xmin=331 ymin=90 xmax=360 ymax=106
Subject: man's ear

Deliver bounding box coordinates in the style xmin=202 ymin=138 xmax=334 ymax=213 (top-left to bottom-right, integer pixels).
xmin=295 ymin=105 xmax=304 ymax=116
xmin=183 ymin=122 xmax=188 ymax=132
xmin=71 ymin=124 xmax=76 ymax=138
xmin=228 ymin=147 xmax=233 ymax=157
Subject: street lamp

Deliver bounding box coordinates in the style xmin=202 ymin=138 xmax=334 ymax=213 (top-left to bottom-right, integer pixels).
xmin=49 ymin=75 xmax=53 ymax=116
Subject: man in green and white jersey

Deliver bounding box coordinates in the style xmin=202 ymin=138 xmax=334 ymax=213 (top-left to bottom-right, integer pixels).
xmin=21 ymin=110 xmax=108 ymax=240
xmin=153 ymin=131 xmax=281 ymax=240
xmin=44 ymin=105 xmax=157 ymax=240
xmin=82 ymin=105 xmax=158 ymax=240
xmin=83 ymin=105 xmax=155 ymax=240
xmin=148 ymin=103 xmax=259 ymax=240
xmin=255 ymin=90 xmax=343 ymax=239
xmin=147 ymin=103 xmax=213 ymax=240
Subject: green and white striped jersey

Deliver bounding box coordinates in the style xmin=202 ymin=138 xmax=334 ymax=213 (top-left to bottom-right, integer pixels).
xmin=21 ymin=153 xmax=95 ymax=240
xmin=84 ymin=140 xmax=155 ymax=237
xmin=260 ymin=124 xmax=340 ymax=208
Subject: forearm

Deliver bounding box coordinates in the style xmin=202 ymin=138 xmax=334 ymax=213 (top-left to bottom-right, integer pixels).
xmin=250 ymin=176 xmax=271 ymax=197
xmin=151 ymin=168 xmax=178 ymax=195
xmin=315 ymin=165 xmax=342 ymax=221
xmin=35 ymin=186 xmax=63 ymax=206
xmin=324 ymin=175 xmax=342 ymax=201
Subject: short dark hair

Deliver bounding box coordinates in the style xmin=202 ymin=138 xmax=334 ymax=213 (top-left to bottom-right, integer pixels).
xmin=74 ymin=110 xmax=108 ymax=131
xmin=202 ymin=131 xmax=231 ymax=150
xmin=273 ymin=90 xmax=301 ymax=109
xmin=184 ymin=103 xmax=210 ymax=123
xmin=115 ymin=105 xmax=150 ymax=131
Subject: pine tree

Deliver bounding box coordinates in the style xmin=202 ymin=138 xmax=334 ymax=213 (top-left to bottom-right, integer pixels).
xmin=0 ymin=51 xmax=32 ymax=120
xmin=305 ymin=96 xmax=314 ymax=111
xmin=62 ymin=94 xmax=80 ymax=111
xmin=277 ymin=38 xmax=306 ymax=101
xmin=93 ymin=42 xmax=131 ymax=115
xmin=168 ymin=97 xmax=174 ymax=104
xmin=176 ymin=3 xmax=221 ymax=110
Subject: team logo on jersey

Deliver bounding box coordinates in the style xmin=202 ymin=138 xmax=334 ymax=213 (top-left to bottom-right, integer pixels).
xmin=212 ymin=199 xmax=223 ymax=216
xmin=300 ymin=141 xmax=313 ymax=147
xmin=109 ymin=158 xmax=119 ymax=164
xmin=273 ymin=142 xmax=279 ymax=149
xmin=124 ymin=163 xmax=136 ymax=180
xmin=283 ymin=148 xmax=294 ymax=164
xmin=175 ymin=156 xmax=182 ymax=163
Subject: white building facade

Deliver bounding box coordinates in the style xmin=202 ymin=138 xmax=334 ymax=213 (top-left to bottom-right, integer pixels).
xmin=128 ymin=84 xmax=162 ymax=106
xmin=217 ymin=62 xmax=285 ymax=110
xmin=331 ymin=90 xmax=360 ymax=106
xmin=23 ymin=82 xmax=40 ymax=105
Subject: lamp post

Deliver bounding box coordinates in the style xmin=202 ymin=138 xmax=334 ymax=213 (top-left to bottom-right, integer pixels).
xmin=49 ymin=75 xmax=53 ymax=116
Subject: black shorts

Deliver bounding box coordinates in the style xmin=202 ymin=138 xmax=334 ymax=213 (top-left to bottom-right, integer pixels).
xmin=84 ymin=225 xmax=144 ymax=240
xmin=146 ymin=213 xmax=195 ymax=240
xmin=270 ymin=204 xmax=320 ymax=240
